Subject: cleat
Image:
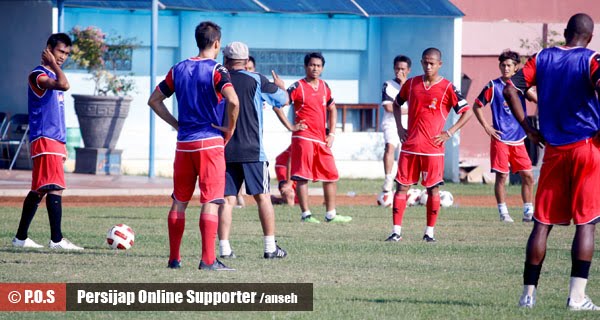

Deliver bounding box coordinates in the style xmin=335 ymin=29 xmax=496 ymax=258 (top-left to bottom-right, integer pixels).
xmin=385 ymin=233 xmax=402 ymax=242
xmin=220 ymin=251 xmax=236 ymax=259
xmin=167 ymin=259 xmax=181 ymax=269
xmin=523 ymin=211 xmax=533 ymax=222
xmin=264 ymin=245 xmax=287 ymax=259
xmin=12 ymin=237 xmax=43 ymax=248
xmin=301 ymin=215 xmax=320 ymax=224
xmin=568 ymin=296 xmax=600 ymax=311
xmin=519 ymin=293 xmax=536 ymax=308
xmin=423 ymin=234 xmax=436 ymax=243
xmin=49 ymin=238 xmax=84 ymax=250
xmin=500 ymin=213 xmax=514 ymax=223
xmin=199 ymin=259 xmax=235 ymax=271
xmin=324 ymin=215 xmax=352 ymax=223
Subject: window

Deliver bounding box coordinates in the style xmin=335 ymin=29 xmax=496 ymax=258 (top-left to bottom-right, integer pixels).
xmin=249 ymin=50 xmax=308 ymax=76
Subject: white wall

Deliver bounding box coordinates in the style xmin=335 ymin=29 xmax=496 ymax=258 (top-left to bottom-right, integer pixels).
xmin=63 ymin=73 xmax=384 ymax=178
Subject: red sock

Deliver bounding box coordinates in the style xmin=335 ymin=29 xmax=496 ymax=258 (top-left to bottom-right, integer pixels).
xmin=168 ymin=210 xmax=185 ymax=262
xmin=199 ymin=213 xmax=218 ymax=265
xmin=426 ymin=193 xmax=441 ymax=227
xmin=393 ymin=192 xmax=407 ymax=226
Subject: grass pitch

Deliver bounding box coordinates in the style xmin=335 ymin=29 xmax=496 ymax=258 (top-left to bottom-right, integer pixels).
xmin=0 ymin=182 xmax=597 ymax=319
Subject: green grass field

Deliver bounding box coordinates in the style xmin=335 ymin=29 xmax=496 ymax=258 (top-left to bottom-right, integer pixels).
xmin=0 ymin=182 xmax=596 ymax=319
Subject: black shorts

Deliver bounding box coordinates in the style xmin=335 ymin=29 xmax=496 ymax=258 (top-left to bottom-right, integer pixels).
xmin=225 ymin=161 xmax=271 ymax=196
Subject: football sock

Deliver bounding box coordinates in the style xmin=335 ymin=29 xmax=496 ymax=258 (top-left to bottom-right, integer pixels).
xmin=46 ymin=194 xmax=63 ymax=243
xmin=264 ymin=235 xmax=276 ymax=253
xmin=498 ymin=203 xmax=509 ymax=215
xmin=523 ymin=262 xmax=542 ymax=287
xmin=219 ymin=240 xmax=232 ymax=256
xmin=167 ymin=210 xmax=185 ymax=261
xmin=522 ymin=285 xmax=536 ymax=297
xmin=569 ymin=260 xmax=592 ymax=302
xmin=392 ymin=225 xmax=402 ymax=235
xmin=199 ymin=213 xmax=218 ymax=265
xmin=15 ymin=191 xmax=43 ymax=240
xmin=426 ymin=193 xmax=440 ymax=227
xmin=569 ymin=277 xmax=589 ymax=303
xmin=325 ymin=209 xmax=337 ymax=220
xmin=523 ymin=203 xmax=534 ymax=214
xmin=301 ymin=210 xmax=312 ymax=219
xmin=392 ymin=193 xmax=407 ymax=226
xmin=424 ymin=226 xmax=435 ymax=238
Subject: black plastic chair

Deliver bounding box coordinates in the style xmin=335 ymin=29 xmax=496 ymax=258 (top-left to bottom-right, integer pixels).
xmin=0 ymin=113 xmax=30 ymax=170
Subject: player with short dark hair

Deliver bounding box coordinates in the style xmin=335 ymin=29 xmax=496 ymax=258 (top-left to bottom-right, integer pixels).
xmin=217 ymin=41 xmax=288 ymax=260
xmin=473 ymin=50 xmax=537 ymax=223
xmin=505 ymin=13 xmax=600 ymax=310
xmin=246 ymin=55 xmax=256 ymax=72
xmin=380 ymin=55 xmax=411 ymax=196
xmin=282 ymin=52 xmax=352 ymax=223
xmin=386 ymin=47 xmax=471 ymax=242
xmin=148 ymin=20 xmax=239 ymax=271
xmin=12 ymin=33 xmax=83 ymax=250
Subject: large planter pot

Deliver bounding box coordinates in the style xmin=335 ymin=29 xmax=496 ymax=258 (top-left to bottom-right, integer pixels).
xmin=72 ymin=94 xmax=132 ymax=149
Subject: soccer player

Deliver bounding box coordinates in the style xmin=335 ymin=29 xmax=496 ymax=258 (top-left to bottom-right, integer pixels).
xmin=217 ymin=41 xmax=288 ymax=259
xmin=246 ymin=55 xmax=256 ymax=72
xmin=380 ymin=55 xmax=411 ymax=195
xmin=386 ymin=48 xmax=471 ymax=242
xmin=274 ymin=145 xmax=297 ymax=206
xmin=279 ymin=52 xmax=351 ymax=223
xmin=473 ymin=50 xmax=537 ymax=223
xmin=12 ymin=33 xmax=83 ymax=250
xmin=504 ymin=13 xmax=600 ymax=310
xmin=148 ymin=21 xmax=239 ymax=271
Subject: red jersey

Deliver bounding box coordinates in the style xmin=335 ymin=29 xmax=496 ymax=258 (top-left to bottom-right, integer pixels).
xmin=287 ymin=79 xmax=334 ymax=141
xmin=395 ymin=76 xmax=469 ymax=155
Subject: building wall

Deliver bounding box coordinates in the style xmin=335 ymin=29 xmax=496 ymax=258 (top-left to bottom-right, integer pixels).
xmin=451 ymin=0 xmax=600 ymax=173
xmin=58 ymin=8 xmax=461 ymax=178
xmin=0 ymin=1 xmax=53 ymax=116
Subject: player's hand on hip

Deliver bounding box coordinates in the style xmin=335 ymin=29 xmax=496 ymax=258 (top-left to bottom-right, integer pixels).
xmin=433 ymin=131 xmax=452 ymax=146
xmin=292 ymin=119 xmax=307 ymax=132
xmin=212 ymin=123 xmax=235 ymax=144
xmin=485 ymin=126 xmax=503 ymax=140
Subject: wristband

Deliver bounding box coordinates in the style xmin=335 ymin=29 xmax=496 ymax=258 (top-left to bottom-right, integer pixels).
xmin=446 ymin=130 xmax=454 ymax=137
xmin=328 ymin=133 xmax=335 ymax=137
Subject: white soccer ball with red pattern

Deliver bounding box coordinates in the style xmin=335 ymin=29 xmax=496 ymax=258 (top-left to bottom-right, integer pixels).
xmin=106 ymin=224 xmax=135 ymax=250
xmin=377 ymin=191 xmax=394 ymax=207
xmin=406 ymin=189 xmax=422 ymax=206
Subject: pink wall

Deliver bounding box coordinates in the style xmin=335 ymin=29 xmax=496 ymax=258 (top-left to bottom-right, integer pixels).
xmin=451 ymin=0 xmax=600 ymax=22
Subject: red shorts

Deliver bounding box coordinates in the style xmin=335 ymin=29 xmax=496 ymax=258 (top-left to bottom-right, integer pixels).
xmin=490 ymin=139 xmax=532 ymax=174
xmin=535 ymin=138 xmax=600 ymax=225
xmin=172 ymin=137 xmax=225 ymax=204
xmin=290 ymin=136 xmax=339 ymax=182
xmin=30 ymin=138 xmax=67 ymax=191
xmin=275 ymin=145 xmax=291 ymax=182
xmin=396 ymin=152 xmax=444 ymax=188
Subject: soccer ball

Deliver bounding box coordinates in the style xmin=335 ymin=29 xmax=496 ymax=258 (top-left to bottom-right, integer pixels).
xmin=106 ymin=224 xmax=135 ymax=250
xmin=440 ymin=191 xmax=454 ymax=208
xmin=406 ymin=188 xmax=422 ymax=206
xmin=418 ymin=189 xmax=429 ymax=205
xmin=377 ymin=191 xmax=394 ymax=207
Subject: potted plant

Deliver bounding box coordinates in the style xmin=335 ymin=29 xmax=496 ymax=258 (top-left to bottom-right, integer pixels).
xmin=69 ymin=26 xmax=137 ymax=149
